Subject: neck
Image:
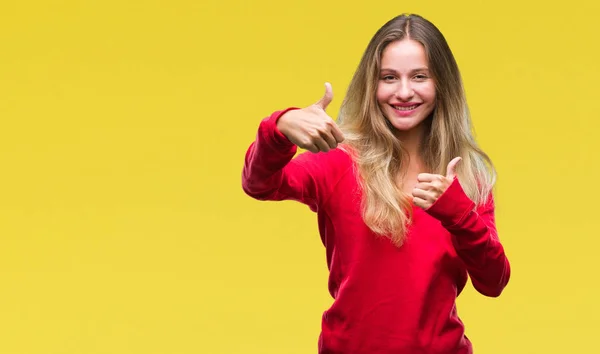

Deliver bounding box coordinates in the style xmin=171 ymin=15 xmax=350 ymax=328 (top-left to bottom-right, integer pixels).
xmin=395 ymin=124 xmax=426 ymax=168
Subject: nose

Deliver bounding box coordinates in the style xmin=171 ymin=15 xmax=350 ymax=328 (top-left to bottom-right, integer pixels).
xmin=395 ymin=78 xmax=414 ymax=101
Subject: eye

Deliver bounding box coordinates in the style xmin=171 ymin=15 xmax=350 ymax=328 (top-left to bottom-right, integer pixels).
xmin=413 ymin=74 xmax=429 ymax=80
xmin=381 ymin=75 xmax=396 ymax=81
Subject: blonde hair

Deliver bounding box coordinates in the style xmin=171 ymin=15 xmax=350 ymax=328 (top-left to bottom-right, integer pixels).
xmin=338 ymin=14 xmax=496 ymax=246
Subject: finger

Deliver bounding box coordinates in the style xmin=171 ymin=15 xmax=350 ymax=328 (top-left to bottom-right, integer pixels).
xmin=313 ymin=137 xmax=331 ymax=153
xmin=446 ymin=157 xmax=462 ymax=179
xmin=330 ymin=121 xmax=345 ymax=143
xmin=411 ymin=188 xmax=433 ymax=201
xmin=303 ymin=143 xmax=319 ymax=153
xmin=412 ymin=197 xmax=428 ymax=209
xmin=413 ymin=183 xmax=432 ymax=192
xmin=415 ymin=181 xmax=445 ymax=194
xmin=315 ymin=82 xmax=333 ymax=111
xmin=320 ymin=130 xmax=338 ymax=150
xmin=417 ymin=173 xmax=443 ymax=182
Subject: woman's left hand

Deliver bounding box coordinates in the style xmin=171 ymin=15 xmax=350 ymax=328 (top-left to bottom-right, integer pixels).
xmin=412 ymin=157 xmax=462 ymax=210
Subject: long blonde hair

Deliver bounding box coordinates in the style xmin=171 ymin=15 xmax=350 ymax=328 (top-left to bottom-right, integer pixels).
xmin=337 ymin=14 xmax=496 ymax=246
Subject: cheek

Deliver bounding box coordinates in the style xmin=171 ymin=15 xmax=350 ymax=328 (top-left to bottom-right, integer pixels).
xmin=376 ymin=84 xmax=392 ymax=105
xmin=416 ymin=86 xmax=436 ymax=115
xmin=423 ymin=84 xmax=436 ymax=103
xmin=415 ymin=85 xmax=436 ymax=107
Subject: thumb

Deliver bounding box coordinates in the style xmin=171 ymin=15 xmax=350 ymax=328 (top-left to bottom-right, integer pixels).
xmin=446 ymin=157 xmax=462 ymax=180
xmin=314 ymin=82 xmax=333 ymax=111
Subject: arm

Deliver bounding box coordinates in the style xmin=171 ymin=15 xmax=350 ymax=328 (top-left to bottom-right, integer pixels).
xmin=425 ymin=179 xmax=511 ymax=297
xmin=242 ymin=108 xmax=322 ymax=211
xmin=242 ymin=83 xmax=345 ymax=211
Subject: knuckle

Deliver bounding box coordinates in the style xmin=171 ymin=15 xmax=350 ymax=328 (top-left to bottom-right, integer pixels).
xmin=301 ymin=138 xmax=312 ymax=147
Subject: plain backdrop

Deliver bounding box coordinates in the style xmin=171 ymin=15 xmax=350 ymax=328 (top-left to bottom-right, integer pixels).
xmin=0 ymin=0 xmax=599 ymax=353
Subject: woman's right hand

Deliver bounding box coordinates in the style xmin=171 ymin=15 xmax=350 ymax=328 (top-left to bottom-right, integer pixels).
xmin=276 ymin=83 xmax=345 ymax=153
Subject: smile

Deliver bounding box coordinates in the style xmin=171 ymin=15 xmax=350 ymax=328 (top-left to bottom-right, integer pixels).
xmin=392 ymin=104 xmax=420 ymax=111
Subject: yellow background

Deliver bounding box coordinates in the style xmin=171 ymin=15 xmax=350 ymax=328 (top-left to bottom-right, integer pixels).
xmin=1 ymin=0 xmax=598 ymax=353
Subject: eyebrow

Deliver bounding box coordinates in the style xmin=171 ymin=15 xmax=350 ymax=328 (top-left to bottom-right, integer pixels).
xmin=380 ymin=67 xmax=430 ymax=73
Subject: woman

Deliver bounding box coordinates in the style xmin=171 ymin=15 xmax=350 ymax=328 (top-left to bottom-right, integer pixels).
xmin=242 ymin=13 xmax=510 ymax=354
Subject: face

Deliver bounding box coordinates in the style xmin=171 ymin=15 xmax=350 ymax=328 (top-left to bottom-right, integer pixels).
xmin=376 ymin=39 xmax=436 ymax=133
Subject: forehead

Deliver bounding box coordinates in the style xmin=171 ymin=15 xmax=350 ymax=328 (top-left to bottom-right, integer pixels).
xmin=380 ymin=39 xmax=429 ymax=70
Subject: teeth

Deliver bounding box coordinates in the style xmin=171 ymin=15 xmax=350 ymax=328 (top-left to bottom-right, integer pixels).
xmin=394 ymin=105 xmax=419 ymax=111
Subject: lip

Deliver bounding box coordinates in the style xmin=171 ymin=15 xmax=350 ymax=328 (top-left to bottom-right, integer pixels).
xmin=390 ymin=103 xmax=421 ymax=117
xmin=391 ymin=102 xmax=422 ymax=107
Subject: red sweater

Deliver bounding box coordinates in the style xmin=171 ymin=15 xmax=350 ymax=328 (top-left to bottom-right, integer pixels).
xmin=242 ymin=108 xmax=511 ymax=354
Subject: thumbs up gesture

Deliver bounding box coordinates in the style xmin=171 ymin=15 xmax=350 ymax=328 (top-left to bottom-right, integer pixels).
xmin=412 ymin=157 xmax=462 ymax=210
xmin=276 ymin=83 xmax=345 ymax=153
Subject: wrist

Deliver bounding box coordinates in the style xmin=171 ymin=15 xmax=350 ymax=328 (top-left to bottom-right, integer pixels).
xmin=264 ymin=107 xmax=300 ymax=147
xmin=275 ymin=108 xmax=301 ymax=138
xmin=276 ymin=110 xmax=293 ymax=135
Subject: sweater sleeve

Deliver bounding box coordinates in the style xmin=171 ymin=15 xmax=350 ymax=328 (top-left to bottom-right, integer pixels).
xmin=241 ymin=108 xmax=325 ymax=212
xmin=424 ymin=179 xmax=511 ymax=297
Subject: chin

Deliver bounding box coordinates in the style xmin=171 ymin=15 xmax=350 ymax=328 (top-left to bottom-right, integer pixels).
xmin=384 ymin=110 xmax=433 ymax=134
xmin=387 ymin=117 xmax=422 ymax=132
